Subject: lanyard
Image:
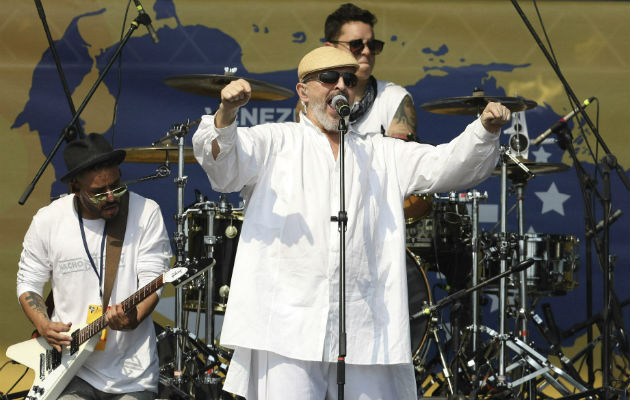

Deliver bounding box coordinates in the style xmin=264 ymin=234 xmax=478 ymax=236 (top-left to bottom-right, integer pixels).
xmin=76 ymin=196 xmax=107 ymax=300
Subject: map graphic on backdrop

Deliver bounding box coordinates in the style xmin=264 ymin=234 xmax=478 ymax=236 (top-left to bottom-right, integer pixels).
xmin=11 ymin=0 xmax=630 ymax=361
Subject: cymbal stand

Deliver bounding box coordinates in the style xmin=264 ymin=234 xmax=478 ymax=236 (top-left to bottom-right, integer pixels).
xmin=496 ymin=146 xmax=533 ymax=386
xmin=497 ymin=146 xmax=509 ymax=386
xmin=161 ymin=121 xmax=194 ymax=386
xmin=460 ymin=190 xmax=488 ymax=354
xmin=510 ymin=162 xmax=535 ymax=400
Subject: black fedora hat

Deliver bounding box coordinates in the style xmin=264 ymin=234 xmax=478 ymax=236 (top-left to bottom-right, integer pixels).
xmin=60 ymin=133 xmax=126 ymax=183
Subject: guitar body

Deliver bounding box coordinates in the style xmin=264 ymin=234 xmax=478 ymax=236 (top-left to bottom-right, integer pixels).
xmin=6 ymin=327 xmax=99 ymax=400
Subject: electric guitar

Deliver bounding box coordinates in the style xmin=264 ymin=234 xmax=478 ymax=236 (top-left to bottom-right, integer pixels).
xmin=6 ymin=267 xmax=187 ymax=400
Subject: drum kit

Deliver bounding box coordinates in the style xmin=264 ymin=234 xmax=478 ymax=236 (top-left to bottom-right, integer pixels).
xmin=120 ymin=75 xmax=582 ymax=399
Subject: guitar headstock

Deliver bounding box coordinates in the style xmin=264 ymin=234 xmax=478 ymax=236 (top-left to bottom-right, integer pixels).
xmin=164 ymin=267 xmax=188 ymax=283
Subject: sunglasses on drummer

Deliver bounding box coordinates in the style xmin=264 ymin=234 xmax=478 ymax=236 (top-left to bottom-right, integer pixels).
xmin=302 ymin=70 xmax=358 ymax=88
xmin=329 ymin=38 xmax=385 ymax=55
xmin=86 ymin=185 xmax=128 ymax=204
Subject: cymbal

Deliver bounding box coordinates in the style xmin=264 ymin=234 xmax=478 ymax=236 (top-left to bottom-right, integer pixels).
xmin=121 ymin=145 xmax=196 ymax=164
xmin=492 ymin=157 xmax=570 ymax=177
xmin=420 ymin=95 xmax=537 ymax=115
xmin=164 ymin=74 xmax=295 ymax=101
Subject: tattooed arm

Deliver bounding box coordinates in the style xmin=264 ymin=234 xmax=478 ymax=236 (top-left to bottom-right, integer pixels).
xmin=19 ymin=291 xmax=71 ymax=352
xmin=387 ymin=95 xmax=418 ymax=141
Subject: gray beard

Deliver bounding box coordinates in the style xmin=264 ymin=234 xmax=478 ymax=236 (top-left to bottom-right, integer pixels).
xmin=309 ymin=97 xmax=340 ymax=132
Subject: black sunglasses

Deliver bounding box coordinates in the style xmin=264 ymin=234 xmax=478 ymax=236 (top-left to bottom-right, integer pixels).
xmin=302 ymin=70 xmax=358 ymax=88
xmin=329 ymin=38 xmax=385 ymax=55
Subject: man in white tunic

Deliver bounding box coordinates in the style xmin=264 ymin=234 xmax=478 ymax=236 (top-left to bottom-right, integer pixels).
xmin=192 ymin=46 xmax=511 ymax=399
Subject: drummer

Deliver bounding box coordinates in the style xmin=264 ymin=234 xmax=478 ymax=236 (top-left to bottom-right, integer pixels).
xmin=192 ymin=45 xmax=510 ymax=399
xmin=296 ymin=2 xmax=417 ymax=141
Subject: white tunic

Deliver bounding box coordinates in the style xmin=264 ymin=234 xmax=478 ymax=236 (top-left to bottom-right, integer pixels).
xmin=17 ymin=192 xmax=172 ymax=393
xmin=192 ymin=115 xmax=499 ymax=364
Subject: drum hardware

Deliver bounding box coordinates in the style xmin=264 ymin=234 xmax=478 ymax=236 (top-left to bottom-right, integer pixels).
xmin=405 ymin=193 xmax=471 ymax=267
xmin=135 ymin=119 xmax=203 ymax=386
xmin=153 ymin=119 xmax=202 ymax=147
xmin=494 ymin=145 xmax=535 ymax=384
xmin=468 ymin=325 xmax=589 ymax=396
xmin=156 ymin=324 xmax=230 ymax=400
xmin=429 ymin=317 xmax=455 ymax=396
xmin=442 ymin=190 xmax=487 ymax=356
xmin=411 ymin=257 xmax=535 ymax=397
xmin=184 ymin=197 xmax=243 ymax=314
xmin=163 ymin=73 xmax=295 ymax=101
xmin=506 ymin=14 xmax=630 ymax=393
xmin=430 ymin=189 xmax=488 ymax=395
xmin=122 ymin=164 xmax=172 ymax=186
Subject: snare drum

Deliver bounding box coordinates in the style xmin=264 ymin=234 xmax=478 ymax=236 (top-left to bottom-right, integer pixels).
xmin=481 ymin=232 xmax=579 ymax=296
xmin=184 ymin=202 xmax=243 ymax=313
xmin=524 ymin=233 xmax=579 ymax=296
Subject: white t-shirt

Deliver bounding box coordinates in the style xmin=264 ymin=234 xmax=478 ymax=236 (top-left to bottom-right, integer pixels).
xmin=17 ymin=192 xmax=172 ymax=393
xmin=351 ymin=79 xmax=411 ymax=136
xmin=193 ymin=114 xmax=499 ymax=365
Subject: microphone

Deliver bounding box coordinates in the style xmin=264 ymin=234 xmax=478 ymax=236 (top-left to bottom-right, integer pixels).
xmin=132 ymin=0 xmax=159 ymax=44
xmin=331 ymin=94 xmax=350 ymax=117
xmin=586 ymin=209 xmax=623 ymax=238
xmin=532 ymin=97 xmax=595 ymax=146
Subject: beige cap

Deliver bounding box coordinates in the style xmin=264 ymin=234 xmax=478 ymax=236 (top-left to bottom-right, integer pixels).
xmin=297 ymin=46 xmax=359 ymax=81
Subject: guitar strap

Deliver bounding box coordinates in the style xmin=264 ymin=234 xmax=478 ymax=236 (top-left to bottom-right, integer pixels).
xmin=102 ymin=192 xmax=129 ymax=309
xmin=44 ymin=193 xmax=130 ymax=315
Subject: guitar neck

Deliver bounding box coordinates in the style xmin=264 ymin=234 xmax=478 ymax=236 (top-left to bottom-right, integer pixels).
xmin=74 ymin=274 xmax=164 ymax=347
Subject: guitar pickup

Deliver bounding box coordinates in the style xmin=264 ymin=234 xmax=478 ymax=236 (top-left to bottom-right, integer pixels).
xmin=70 ymin=329 xmax=80 ymax=355
xmin=39 ymin=352 xmax=45 ymax=380
xmin=46 ymin=347 xmax=62 ymax=370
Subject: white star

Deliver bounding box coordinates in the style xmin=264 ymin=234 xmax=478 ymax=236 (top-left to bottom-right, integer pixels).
xmin=531 ymin=146 xmax=552 ymax=163
xmin=535 ymin=182 xmax=571 ymax=216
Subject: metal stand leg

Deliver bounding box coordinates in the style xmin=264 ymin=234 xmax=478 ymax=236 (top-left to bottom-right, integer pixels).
xmin=498 ymin=149 xmax=509 ymax=385
xmin=431 ymin=323 xmax=455 ymax=395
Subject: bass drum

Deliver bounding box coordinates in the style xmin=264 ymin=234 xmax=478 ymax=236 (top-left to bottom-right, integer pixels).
xmin=407 ymin=248 xmax=432 ymax=359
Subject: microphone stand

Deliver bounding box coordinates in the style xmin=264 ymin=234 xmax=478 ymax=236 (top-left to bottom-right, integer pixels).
xmin=331 ymin=116 xmax=348 ymax=400
xmin=510 ymin=2 xmax=630 ymax=397
xmin=33 ymin=0 xmax=84 ymax=140
xmin=18 ymin=9 xmax=156 ymax=205
xmin=411 ymin=258 xmax=535 ymax=321
xmin=510 ymin=0 xmax=630 ymax=192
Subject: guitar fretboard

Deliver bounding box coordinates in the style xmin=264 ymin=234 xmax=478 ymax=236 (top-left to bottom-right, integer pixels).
xmin=75 ymin=274 xmax=164 ymax=346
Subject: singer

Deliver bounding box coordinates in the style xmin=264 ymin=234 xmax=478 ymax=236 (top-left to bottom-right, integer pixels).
xmin=192 ymin=45 xmax=511 ymax=400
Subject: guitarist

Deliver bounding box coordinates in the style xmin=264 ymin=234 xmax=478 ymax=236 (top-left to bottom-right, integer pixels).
xmin=16 ymin=133 xmax=172 ymax=399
